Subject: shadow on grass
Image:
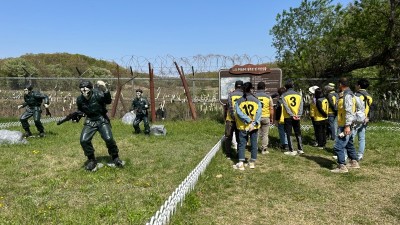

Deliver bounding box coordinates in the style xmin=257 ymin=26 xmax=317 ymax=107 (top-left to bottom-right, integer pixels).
xmin=302 ymin=133 xmax=316 ymax=146
xmin=301 ymin=154 xmax=335 ymax=169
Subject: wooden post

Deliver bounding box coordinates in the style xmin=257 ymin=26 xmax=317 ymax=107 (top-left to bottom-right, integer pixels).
xmin=111 ymin=65 xmax=121 ymax=118
xmin=174 ymin=62 xmax=197 ymax=120
xmin=149 ymin=63 xmax=156 ymax=122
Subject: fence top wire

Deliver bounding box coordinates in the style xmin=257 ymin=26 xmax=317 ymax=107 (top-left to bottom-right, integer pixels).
xmin=117 ymin=54 xmax=274 ymax=77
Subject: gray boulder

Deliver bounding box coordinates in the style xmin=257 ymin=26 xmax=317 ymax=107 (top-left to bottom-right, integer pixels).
xmin=150 ymin=125 xmax=167 ymax=136
xmin=0 ymin=130 xmax=28 ymax=144
xmin=121 ymin=112 xmax=136 ymax=125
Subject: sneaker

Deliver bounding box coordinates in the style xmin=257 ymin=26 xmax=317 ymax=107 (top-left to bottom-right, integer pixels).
xmin=312 ymin=142 xmax=319 ymax=147
xmin=23 ymin=132 xmax=33 ymax=138
xmin=85 ymin=159 xmax=98 ymax=171
xmin=249 ymin=162 xmax=255 ymax=169
xmin=332 ymin=155 xmax=348 ymax=160
xmin=233 ymin=162 xmax=245 ymax=170
xmin=330 ymin=164 xmax=348 ymax=173
xmin=348 ymin=160 xmax=360 ymax=169
xmin=357 ymin=154 xmax=363 ymax=161
xmin=261 ymin=149 xmax=269 ymax=154
xmin=39 ymin=132 xmax=45 ymax=138
xmin=113 ymin=157 xmax=124 ymax=167
xmin=297 ymin=150 xmax=304 ymax=154
xmin=284 ymin=151 xmax=298 ymax=156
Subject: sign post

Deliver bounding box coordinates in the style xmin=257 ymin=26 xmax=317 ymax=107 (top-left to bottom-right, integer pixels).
xmin=219 ymin=64 xmax=282 ymax=105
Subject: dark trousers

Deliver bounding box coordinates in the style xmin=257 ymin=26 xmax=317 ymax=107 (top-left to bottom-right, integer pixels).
xmin=314 ymin=120 xmax=327 ymax=147
xmin=20 ymin=107 xmax=44 ymax=133
xmin=80 ymin=118 xmax=119 ymax=158
xmin=224 ymin=120 xmax=238 ymax=158
xmin=133 ymin=114 xmax=150 ymax=134
xmin=284 ymin=118 xmax=303 ymax=151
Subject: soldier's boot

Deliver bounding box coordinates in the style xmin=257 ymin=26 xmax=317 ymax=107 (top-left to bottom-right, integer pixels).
xmin=23 ymin=129 xmax=33 ymax=138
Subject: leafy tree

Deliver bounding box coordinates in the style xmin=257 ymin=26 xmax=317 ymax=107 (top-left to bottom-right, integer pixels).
xmin=271 ymin=0 xmax=400 ymax=78
xmin=85 ymin=66 xmax=113 ymax=78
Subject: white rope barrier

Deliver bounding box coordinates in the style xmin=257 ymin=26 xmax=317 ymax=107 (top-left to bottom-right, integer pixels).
xmin=0 ymin=117 xmax=64 ymax=129
xmin=146 ymin=137 xmax=222 ymax=225
xmin=269 ymin=124 xmax=400 ymax=131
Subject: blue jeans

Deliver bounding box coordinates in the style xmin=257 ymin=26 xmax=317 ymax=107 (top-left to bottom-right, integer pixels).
xmin=327 ymin=115 xmax=337 ymax=140
xmin=237 ymin=129 xmax=258 ymax=162
xmin=353 ymin=124 xmax=366 ymax=158
xmin=333 ymin=126 xmax=357 ymax=165
xmin=278 ymin=123 xmax=288 ymax=145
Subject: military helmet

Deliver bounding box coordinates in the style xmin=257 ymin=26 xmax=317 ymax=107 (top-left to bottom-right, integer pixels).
xmin=24 ymin=84 xmax=33 ymax=91
xmin=79 ymin=80 xmax=93 ymax=89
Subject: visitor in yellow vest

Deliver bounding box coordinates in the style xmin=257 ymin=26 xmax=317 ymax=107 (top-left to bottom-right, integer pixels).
xmin=255 ymin=82 xmax=274 ymax=154
xmin=313 ymin=88 xmax=329 ymax=149
xmin=233 ymin=82 xmax=262 ymax=170
xmin=331 ymin=77 xmax=360 ymax=173
xmin=324 ymin=83 xmax=339 ymax=140
xmin=308 ymin=85 xmax=319 ymax=147
xmin=354 ymin=78 xmax=373 ymax=160
xmin=274 ymin=87 xmax=288 ymax=150
xmin=224 ymin=80 xmax=243 ymax=159
xmin=281 ymin=79 xmax=304 ymax=156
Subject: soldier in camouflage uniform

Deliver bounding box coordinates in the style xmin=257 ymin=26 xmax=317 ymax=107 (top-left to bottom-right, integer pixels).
xmin=77 ymin=80 xmax=123 ymax=171
xmin=131 ymin=89 xmax=150 ymax=135
xmin=18 ymin=84 xmax=50 ymax=138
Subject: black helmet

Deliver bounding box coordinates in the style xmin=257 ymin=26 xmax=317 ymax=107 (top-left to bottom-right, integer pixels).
xmin=79 ymin=80 xmax=93 ymax=89
xmin=24 ymin=84 xmax=33 ymax=91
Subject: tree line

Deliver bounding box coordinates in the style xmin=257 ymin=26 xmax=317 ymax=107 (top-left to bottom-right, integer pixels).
xmin=271 ymin=0 xmax=399 ymax=85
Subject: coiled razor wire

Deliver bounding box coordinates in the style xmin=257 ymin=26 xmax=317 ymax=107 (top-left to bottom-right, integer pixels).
xmin=0 ymin=117 xmax=64 ymax=129
xmin=146 ymin=138 xmax=222 ymax=225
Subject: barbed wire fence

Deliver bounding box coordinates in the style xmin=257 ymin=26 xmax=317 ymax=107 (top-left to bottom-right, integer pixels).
xmin=0 ymin=54 xmax=276 ymax=121
xmin=1 ymin=54 xmax=400 ymax=120
xmin=117 ymin=54 xmax=275 ymax=77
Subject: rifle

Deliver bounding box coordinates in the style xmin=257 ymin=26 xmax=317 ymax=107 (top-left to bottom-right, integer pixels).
xmin=57 ymin=111 xmax=85 ymax=125
xmin=45 ymin=108 xmax=52 ymax=117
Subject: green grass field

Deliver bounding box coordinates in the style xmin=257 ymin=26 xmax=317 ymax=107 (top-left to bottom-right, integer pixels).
xmin=0 ymin=120 xmax=399 ymax=224
xmin=171 ymin=122 xmax=400 ymax=225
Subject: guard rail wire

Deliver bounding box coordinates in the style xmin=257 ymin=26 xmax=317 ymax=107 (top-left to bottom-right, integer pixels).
xmin=146 ymin=138 xmax=222 ymax=225
xmin=0 ymin=117 xmax=64 ymax=129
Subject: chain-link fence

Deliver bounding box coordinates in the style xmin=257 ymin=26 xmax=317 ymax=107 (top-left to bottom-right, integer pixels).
xmin=1 ymin=76 xmax=400 ymax=122
xmin=0 ymin=77 xmax=223 ymax=122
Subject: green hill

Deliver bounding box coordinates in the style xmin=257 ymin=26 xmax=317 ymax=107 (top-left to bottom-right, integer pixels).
xmin=0 ymin=53 xmax=132 ymax=79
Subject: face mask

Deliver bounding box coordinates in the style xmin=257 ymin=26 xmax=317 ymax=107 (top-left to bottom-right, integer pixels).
xmin=80 ymin=87 xmax=91 ymax=98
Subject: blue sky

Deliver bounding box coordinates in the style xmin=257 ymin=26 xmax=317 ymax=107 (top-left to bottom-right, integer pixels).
xmin=1 ymin=0 xmax=353 ymax=63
